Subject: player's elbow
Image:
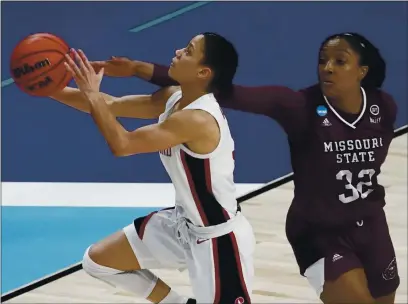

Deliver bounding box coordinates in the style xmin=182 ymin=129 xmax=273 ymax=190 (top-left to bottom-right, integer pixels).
xmin=105 ymin=135 xmax=130 ymax=157
xmin=109 ymin=136 xmax=140 ymax=157
xmin=109 ymin=143 xmax=130 ymax=157
xmin=110 ymin=147 xmax=127 ymax=157
xmin=109 ymin=131 xmax=155 ymax=156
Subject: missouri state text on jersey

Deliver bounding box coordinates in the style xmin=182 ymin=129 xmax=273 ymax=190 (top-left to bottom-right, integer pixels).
xmin=323 ymin=137 xmax=383 ymax=164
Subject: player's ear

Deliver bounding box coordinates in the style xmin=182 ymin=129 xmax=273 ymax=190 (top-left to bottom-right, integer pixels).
xmin=198 ymin=67 xmax=212 ymax=81
xmin=359 ymin=66 xmax=369 ymax=81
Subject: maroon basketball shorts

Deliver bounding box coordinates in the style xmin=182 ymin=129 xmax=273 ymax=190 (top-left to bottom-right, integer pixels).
xmin=288 ymin=209 xmax=400 ymax=298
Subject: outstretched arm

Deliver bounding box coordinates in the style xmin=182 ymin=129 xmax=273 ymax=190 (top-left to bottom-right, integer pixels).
xmin=50 ymin=86 xmax=175 ymax=119
xmin=91 ymin=58 xmax=310 ymax=137
xmin=90 ymin=56 xmax=179 ymax=86
xmin=65 ymin=49 xmax=207 ymax=157
xmin=220 ymin=85 xmax=309 ymax=137
xmin=149 ymin=64 xmax=309 ymax=137
xmin=85 ymin=96 xmax=210 ymax=157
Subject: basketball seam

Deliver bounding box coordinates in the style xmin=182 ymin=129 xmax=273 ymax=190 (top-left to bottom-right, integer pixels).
xmin=11 ymin=49 xmax=66 ymax=66
xmin=39 ymin=35 xmax=70 ymax=52
xmin=10 ymin=32 xmax=69 ymax=63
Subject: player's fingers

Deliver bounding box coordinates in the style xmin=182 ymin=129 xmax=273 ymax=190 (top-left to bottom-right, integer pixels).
xmin=78 ymin=49 xmax=94 ymax=73
xmin=97 ymin=68 xmax=105 ymax=81
xmin=64 ymin=62 xmax=80 ymax=83
xmin=89 ymin=62 xmax=106 ymax=74
xmin=64 ymin=53 xmax=83 ymax=79
xmin=72 ymin=49 xmax=88 ymax=74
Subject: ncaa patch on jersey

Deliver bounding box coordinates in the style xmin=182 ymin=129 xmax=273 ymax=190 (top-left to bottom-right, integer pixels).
xmin=317 ymin=105 xmax=328 ymax=117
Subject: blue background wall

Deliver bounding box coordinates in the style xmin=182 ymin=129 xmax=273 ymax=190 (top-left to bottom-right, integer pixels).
xmin=1 ymin=1 xmax=407 ymax=295
xmin=2 ymin=1 xmax=407 ymax=183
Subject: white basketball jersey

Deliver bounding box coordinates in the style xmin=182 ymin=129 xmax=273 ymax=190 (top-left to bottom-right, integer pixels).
xmin=158 ymin=90 xmax=238 ymax=227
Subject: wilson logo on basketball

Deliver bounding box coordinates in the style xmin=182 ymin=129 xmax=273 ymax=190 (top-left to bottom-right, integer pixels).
xmin=12 ymin=59 xmax=51 ymax=79
xmin=26 ymin=76 xmax=53 ymax=91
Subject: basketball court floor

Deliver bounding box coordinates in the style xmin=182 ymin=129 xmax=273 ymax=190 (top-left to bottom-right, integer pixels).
xmin=3 ymin=131 xmax=407 ymax=303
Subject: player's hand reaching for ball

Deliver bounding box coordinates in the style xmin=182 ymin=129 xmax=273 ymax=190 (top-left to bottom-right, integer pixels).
xmin=90 ymin=56 xmax=138 ymax=77
xmin=64 ymin=49 xmax=104 ymax=97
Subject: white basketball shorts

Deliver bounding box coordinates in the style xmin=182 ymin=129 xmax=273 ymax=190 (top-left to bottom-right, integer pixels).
xmin=123 ymin=207 xmax=255 ymax=304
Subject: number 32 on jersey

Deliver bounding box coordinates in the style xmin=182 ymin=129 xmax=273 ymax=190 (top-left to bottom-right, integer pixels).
xmin=336 ymin=169 xmax=376 ymax=204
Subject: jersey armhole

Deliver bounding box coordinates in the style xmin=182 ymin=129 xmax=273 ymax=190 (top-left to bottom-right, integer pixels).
xmin=179 ymin=108 xmax=225 ymax=159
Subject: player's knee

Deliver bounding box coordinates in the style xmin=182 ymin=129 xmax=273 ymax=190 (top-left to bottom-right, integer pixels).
xmin=82 ymin=245 xmax=97 ymax=276
xmin=82 ymin=245 xmax=121 ymax=278
xmin=86 ymin=242 xmax=105 ymax=266
xmin=84 ymin=237 xmax=122 ymax=269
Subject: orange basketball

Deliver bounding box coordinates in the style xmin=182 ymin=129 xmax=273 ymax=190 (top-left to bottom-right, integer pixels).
xmin=10 ymin=33 xmax=73 ymax=97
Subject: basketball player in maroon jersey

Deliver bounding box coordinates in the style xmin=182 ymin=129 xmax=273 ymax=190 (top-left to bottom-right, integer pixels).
xmin=91 ymin=32 xmax=400 ymax=303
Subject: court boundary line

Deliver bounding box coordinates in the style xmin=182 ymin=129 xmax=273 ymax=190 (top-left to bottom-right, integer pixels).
xmin=2 ymin=124 xmax=407 ymax=302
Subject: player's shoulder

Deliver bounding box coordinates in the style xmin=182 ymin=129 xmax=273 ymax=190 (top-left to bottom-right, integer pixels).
xmin=366 ymin=87 xmax=396 ymax=105
xmin=298 ymin=84 xmax=325 ymax=108
xmin=167 ymin=106 xmax=215 ymax=136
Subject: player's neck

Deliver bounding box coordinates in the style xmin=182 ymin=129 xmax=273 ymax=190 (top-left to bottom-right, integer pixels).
xmin=179 ymin=84 xmax=209 ymax=107
xmin=330 ymin=87 xmax=363 ymax=114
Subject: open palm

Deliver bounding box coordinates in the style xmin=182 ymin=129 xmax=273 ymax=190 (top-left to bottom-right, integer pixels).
xmin=64 ymin=49 xmax=104 ymax=95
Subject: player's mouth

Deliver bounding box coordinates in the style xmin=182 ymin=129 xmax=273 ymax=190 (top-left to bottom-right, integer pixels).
xmin=321 ymin=80 xmax=334 ymax=86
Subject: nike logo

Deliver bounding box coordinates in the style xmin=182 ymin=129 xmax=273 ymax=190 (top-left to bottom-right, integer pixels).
xmin=196 ymin=238 xmax=209 ymax=244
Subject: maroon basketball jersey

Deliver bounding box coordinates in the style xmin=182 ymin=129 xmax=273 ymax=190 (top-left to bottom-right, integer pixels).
xmin=289 ymin=85 xmax=397 ymax=227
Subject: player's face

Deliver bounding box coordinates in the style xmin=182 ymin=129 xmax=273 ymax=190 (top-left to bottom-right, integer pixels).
xmin=168 ymin=35 xmax=212 ymax=86
xmin=318 ymin=38 xmax=368 ymax=98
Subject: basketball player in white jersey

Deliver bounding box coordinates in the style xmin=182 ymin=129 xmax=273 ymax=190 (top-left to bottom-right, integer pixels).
xmin=53 ymin=33 xmax=255 ymax=303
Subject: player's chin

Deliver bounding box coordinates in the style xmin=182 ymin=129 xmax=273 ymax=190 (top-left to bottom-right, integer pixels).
xmin=168 ymin=65 xmax=176 ymax=78
xmin=320 ymin=82 xmax=339 ymax=98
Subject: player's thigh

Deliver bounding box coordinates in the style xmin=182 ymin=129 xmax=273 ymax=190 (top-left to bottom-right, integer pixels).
xmin=87 ymin=229 xmax=142 ymax=271
xmin=86 ymin=209 xmax=173 ymax=271
xmin=359 ymin=212 xmax=400 ymax=299
xmin=188 ymin=225 xmax=255 ymax=303
xmin=304 ymin=252 xmax=374 ymax=303
xmin=375 ymin=292 xmax=396 ymax=304
xmin=321 ymin=268 xmax=374 ymax=304
xmin=123 ymin=207 xmax=186 ymax=270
